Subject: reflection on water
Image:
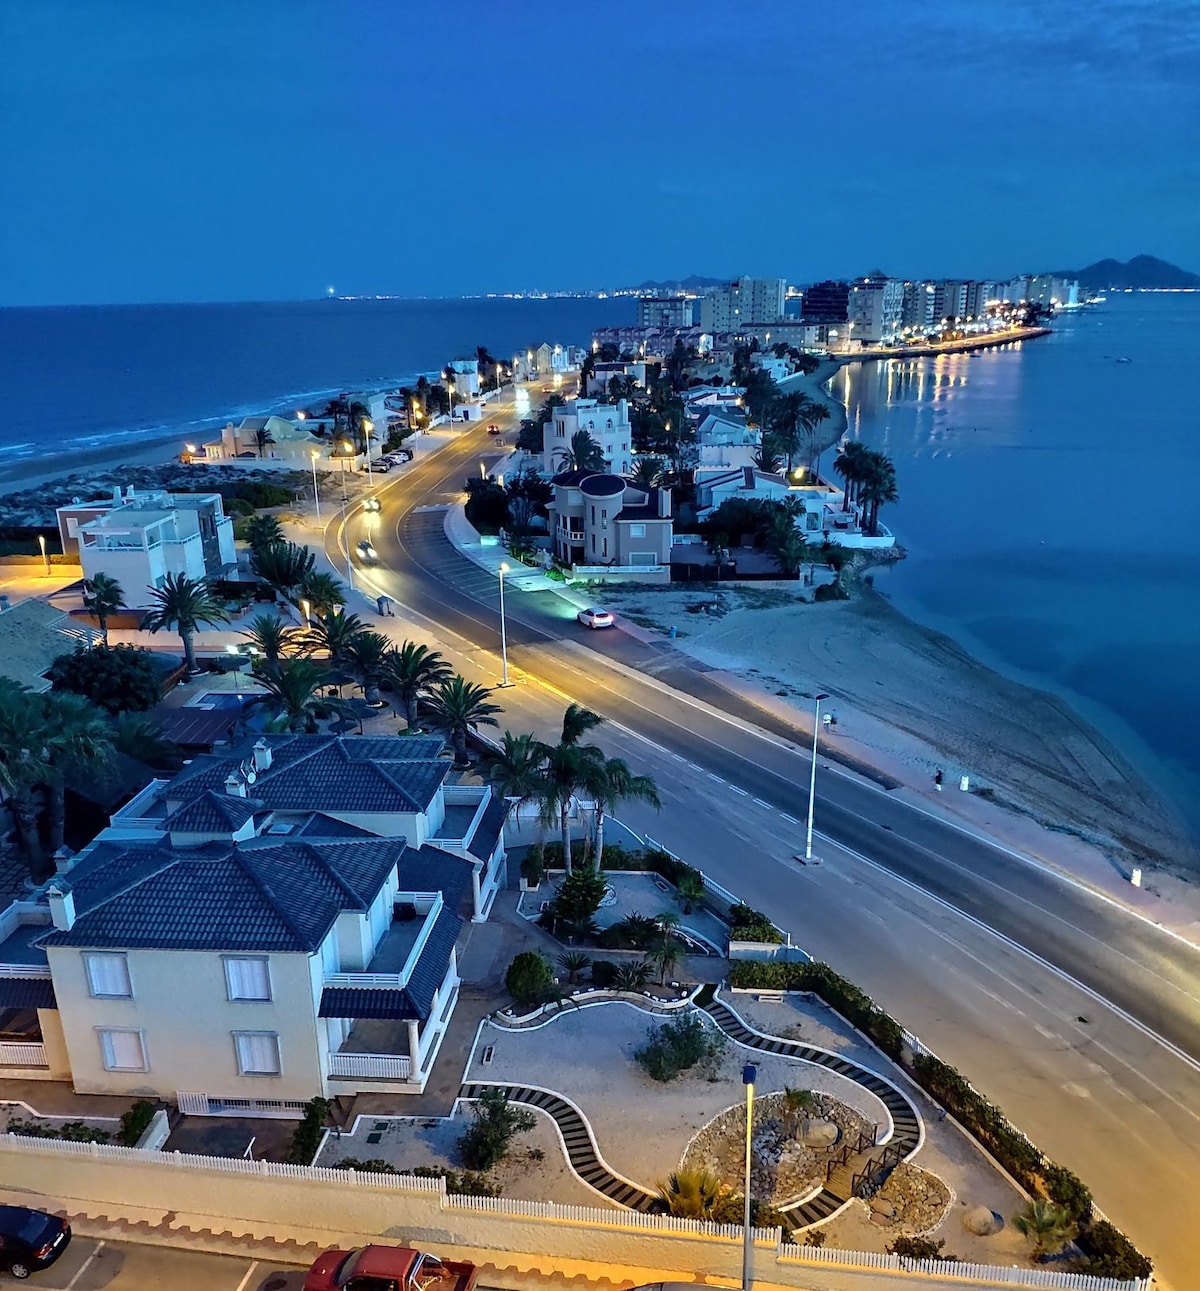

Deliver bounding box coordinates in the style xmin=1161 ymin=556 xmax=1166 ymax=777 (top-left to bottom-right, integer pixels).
xmin=829 ymin=297 xmax=1200 ymax=828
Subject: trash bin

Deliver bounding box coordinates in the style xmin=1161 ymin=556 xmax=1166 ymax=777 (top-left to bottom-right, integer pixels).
xmin=668 ymin=625 xmax=677 ymax=639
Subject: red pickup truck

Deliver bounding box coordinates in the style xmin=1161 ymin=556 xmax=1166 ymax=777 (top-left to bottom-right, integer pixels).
xmin=305 ymin=1245 xmax=477 ymax=1291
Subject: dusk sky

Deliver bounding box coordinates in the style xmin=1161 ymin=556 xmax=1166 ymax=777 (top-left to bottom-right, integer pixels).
xmin=3 ymin=0 xmax=1198 ymax=305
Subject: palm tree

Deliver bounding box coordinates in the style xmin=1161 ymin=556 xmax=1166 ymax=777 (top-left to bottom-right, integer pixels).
xmin=650 ymin=911 xmax=682 ymax=984
xmin=799 ymin=400 xmax=831 ymax=473
xmin=556 ymin=429 xmax=605 ymax=473
xmin=558 ymin=950 xmax=592 ymax=986
xmin=253 ymin=424 xmax=276 ymax=457
xmin=752 ymin=438 xmax=784 ymax=474
xmin=241 ymin=612 xmax=296 ymax=665
xmin=143 ymin=572 xmax=230 ymax=673
xmin=81 ymin=572 xmax=125 ymax=645
xmin=538 ymin=740 xmax=604 ymax=875
xmin=561 ymin=702 xmax=603 ymax=747
xmin=0 ymin=682 xmax=53 ymax=872
xmin=112 ymin=712 xmax=183 ymax=771
xmin=859 ymin=451 xmax=899 ymax=536
xmin=39 ymin=691 xmax=113 ymax=856
xmin=763 ymin=510 xmax=807 ymax=578
xmin=243 ymin=514 xmax=284 ymax=551
xmin=706 ymin=531 xmax=730 ymax=582
xmin=481 ymin=731 xmax=547 ymax=822
xmin=833 ymin=441 xmax=870 ymax=512
xmin=250 ymin=658 xmax=344 ymax=733
xmin=344 ymin=629 xmax=391 ymax=705
xmin=250 ymin=540 xmax=315 ymax=606
xmin=380 ymin=640 xmax=452 ymax=729
xmin=629 ymin=456 xmax=664 ymax=490
xmin=589 ymin=756 xmax=661 ymax=867
xmin=424 ymin=675 xmax=503 ymax=765
xmin=303 ymin=608 xmax=366 ymax=670
xmin=613 ymin=960 xmax=652 ymax=992
xmin=1013 ymin=1199 xmax=1074 ymax=1259
xmin=298 ymin=570 xmax=346 ymax=616
xmin=657 ymin=1169 xmax=726 ymax=1220
xmin=780 ymin=1086 xmax=818 ymax=1137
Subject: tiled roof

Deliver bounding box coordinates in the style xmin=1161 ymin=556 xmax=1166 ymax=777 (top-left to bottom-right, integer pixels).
xmin=0 ymin=978 xmax=56 ymax=1010
xmin=467 ymin=796 xmax=507 ymax=864
xmin=165 ymin=790 xmax=260 ymax=834
xmin=37 ymin=836 xmax=406 ymax=953
xmin=0 ymin=600 xmax=73 ymax=692
xmin=318 ymin=907 xmax=462 ymax=1021
xmin=292 ymin=813 xmax=377 ymax=839
xmin=163 ymin=735 xmax=450 ymax=815
xmin=398 ymin=845 xmax=475 ymax=916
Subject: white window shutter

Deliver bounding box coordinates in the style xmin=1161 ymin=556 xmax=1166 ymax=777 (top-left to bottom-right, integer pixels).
xmin=100 ymin=1029 xmax=145 ymax=1071
xmin=86 ymin=953 xmax=132 ymax=998
xmin=225 ymin=957 xmax=271 ymax=1001
xmin=235 ymin=1032 xmax=280 ymax=1075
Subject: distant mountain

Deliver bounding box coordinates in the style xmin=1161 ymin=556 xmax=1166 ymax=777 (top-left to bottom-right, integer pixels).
xmin=1056 ymin=255 xmax=1200 ymax=291
xmin=635 ymin=274 xmax=727 ymax=292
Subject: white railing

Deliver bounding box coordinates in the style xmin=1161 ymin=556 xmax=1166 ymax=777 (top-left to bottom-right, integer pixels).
xmin=0 ymin=963 xmax=52 ymax=979
xmin=323 ymin=971 xmax=407 ymax=990
xmin=329 ymin=1052 xmax=411 ymax=1080
xmin=0 ymin=1042 xmax=48 ymax=1068
xmin=778 ymin=1242 xmax=1149 ymax=1290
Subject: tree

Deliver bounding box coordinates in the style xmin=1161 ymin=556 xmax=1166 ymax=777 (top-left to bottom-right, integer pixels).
xmin=481 ymin=731 xmax=547 ymax=822
xmin=539 ymin=741 xmax=604 ymax=875
xmin=588 ymin=756 xmax=661 ymax=866
xmin=706 ymin=531 xmax=730 ymax=581
xmin=548 ymin=862 xmax=608 ymax=941
xmin=561 ymin=702 xmax=603 ymax=747
xmin=650 ymin=912 xmax=683 ymax=984
xmin=243 ymin=513 xmax=284 ymax=550
xmin=241 ymin=612 xmax=296 ymax=665
xmin=613 ymin=960 xmax=652 ymax=992
xmin=799 ymin=400 xmax=831 ymax=473
xmin=554 ymin=428 xmax=606 ymax=474
xmin=37 ymin=691 xmax=114 ymax=856
xmin=629 ymin=456 xmax=664 ymax=490
xmin=112 ymin=713 xmax=184 ymax=771
xmin=505 ymin=951 xmax=554 ymax=1007
xmin=143 ymin=573 xmax=230 ymax=673
xmin=425 ymin=675 xmax=502 ymax=765
xmin=675 ymin=869 xmax=705 ymax=914
xmin=250 ymin=540 xmax=316 ymax=606
xmin=250 ymin=658 xmax=343 ymax=733
xmin=763 ymin=510 xmax=807 ymax=578
xmin=344 ymin=629 xmax=391 ymax=705
xmin=380 ymin=641 xmax=453 ymax=729
xmin=0 ymin=681 xmax=51 ymax=870
xmin=657 ymin=1169 xmax=726 ymax=1220
xmin=781 ymin=1087 xmax=818 ymax=1137
xmin=81 ymin=572 xmax=125 ymax=645
xmin=752 ymin=438 xmax=784 ymax=474
xmin=46 ymin=644 xmax=161 ymax=714
xmin=558 ymin=949 xmax=592 ymax=986
xmin=859 ymin=450 xmax=899 ymax=535
xmin=253 ymin=423 xmax=276 ymax=457
xmin=457 ymin=1088 xmax=536 ymax=1172
xmin=833 ymin=440 xmax=871 ymax=512
xmin=1013 ymin=1200 xmax=1075 ymax=1259
xmin=298 ymin=570 xmax=346 ymax=616
xmin=303 ymin=608 xmax=367 ymax=670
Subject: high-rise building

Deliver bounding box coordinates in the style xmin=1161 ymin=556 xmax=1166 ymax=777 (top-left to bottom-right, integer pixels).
xmin=847 ymin=277 xmax=904 ymax=344
xmin=799 ymin=280 xmax=850 ymax=325
xmin=699 ymin=277 xmax=786 ymax=331
xmin=901 ymin=281 xmax=935 ymax=329
xmin=637 ymin=296 xmax=694 ymax=328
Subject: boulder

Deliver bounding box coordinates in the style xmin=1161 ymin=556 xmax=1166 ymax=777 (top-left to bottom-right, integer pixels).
xmin=800 ymin=1118 xmax=840 ymax=1148
xmin=964 ymin=1205 xmax=1003 ymax=1237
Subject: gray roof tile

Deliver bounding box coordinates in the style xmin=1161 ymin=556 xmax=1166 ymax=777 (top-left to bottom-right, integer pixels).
xmin=165 ymin=790 xmax=260 ymax=834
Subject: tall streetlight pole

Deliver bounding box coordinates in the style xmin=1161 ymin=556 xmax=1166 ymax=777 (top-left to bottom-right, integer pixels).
xmin=338 ymin=442 xmax=355 ymax=591
xmin=497 ymin=562 xmax=511 ymax=687
xmin=805 ymin=692 xmax=830 ymax=861
xmin=310 ymin=450 xmax=322 ymax=523
xmin=362 ymin=418 xmax=374 ymax=482
xmin=742 ymin=1063 xmax=757 ymax=1291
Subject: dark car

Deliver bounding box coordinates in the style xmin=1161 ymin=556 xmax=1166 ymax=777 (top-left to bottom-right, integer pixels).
xmin=0 ymin=1206 xmax=71 ymax=1279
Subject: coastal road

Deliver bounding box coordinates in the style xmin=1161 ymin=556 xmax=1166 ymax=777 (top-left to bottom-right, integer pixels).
xmin=326 ymin=389 xmax=1200 ymax=1283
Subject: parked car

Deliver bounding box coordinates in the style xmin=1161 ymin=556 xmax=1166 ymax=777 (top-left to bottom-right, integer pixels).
xmin=372 ymin=459 xmax=392 ymax=473
xmin=356 ymin=540 xmax=378 ymax=562
xmin=577 ymin=607 xmax=615 ymax=630
xmin=0 ymin=1206 xmax=71 ymax=1279
xmin=304 ymin=1245 xmax=476 ymax=1291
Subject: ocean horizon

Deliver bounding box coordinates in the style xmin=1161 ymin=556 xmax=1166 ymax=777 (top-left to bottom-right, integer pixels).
xmin=831 ymin=293 xmax=1200 ymax=838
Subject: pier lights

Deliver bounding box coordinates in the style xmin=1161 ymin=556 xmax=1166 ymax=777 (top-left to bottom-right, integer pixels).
xmin=805 ymin=692 xmax=830 ymax=861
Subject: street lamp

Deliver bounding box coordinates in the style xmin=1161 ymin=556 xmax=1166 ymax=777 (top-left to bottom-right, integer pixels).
xmin=497 ymin=562 xmax=511 ymax=687
xmin=742 ymin=1063 xmax=757 ymax=1291
xmin=338 ymin=442 xmax=355 ymax=591
xmin=310 ymin=449 xmax=322 ymax=523
xmin=38 ymin=534 xmax=49 ymax=576
xmin=300 ymin=598 xmax=312 ymax=626
xmin=805 ymin=692 xmax=830 ymax=861
xmin=362 ymin=418 xmax=374 ymax=481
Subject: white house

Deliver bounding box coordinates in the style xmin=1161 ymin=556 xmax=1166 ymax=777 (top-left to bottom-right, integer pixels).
xmin=541 ymin=398 xmax=633 ymax=477
xmin=448 ymin=359 xmax=481 ymax=400
xmin=56 ymin=489 xmax=236 ymax=602
xmin=0 ymin=733 xmax=510 ymax=1114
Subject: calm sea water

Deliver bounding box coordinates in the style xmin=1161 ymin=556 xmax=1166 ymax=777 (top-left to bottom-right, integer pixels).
xmin=0 ymin=297 xmax=634 ymax=464
xmin=829 ymin=294 xmax=1200 ymax=833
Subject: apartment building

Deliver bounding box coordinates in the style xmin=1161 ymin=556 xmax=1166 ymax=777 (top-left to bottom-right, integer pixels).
xmin=541 ymin=398 xmax=633 ymax=477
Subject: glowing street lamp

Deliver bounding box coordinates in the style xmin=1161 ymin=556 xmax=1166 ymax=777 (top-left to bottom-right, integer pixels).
xmin=38 ymin=533 xmax=49 ymax=576
xmin=310 ymin=449 xmax=322 ymax=523
xmin=805 ymin=692 xmax=830 ymax=861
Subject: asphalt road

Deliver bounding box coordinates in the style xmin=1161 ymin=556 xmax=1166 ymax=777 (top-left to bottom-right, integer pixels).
xmin=325 ymin=390 xmax=1200 ymax=1285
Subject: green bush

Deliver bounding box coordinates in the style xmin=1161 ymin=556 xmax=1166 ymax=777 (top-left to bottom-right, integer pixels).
xmin=888 ymin=1235 xmax=955 ymax=1262
xmin=548 ymin=864 xmax=608 ymax=936
xmin=331 ymin=1160 xmax=500 ymax=1197
xmin=458 ymin=1088 xmax=535 ymax=1171
xmin=589 ymin=959 xmax=620 ymax=988
xmin=6 ymin=1118 xmax=110 ymax=1143
xmin=287 ymin=1096 xmax=331 ymax=1164
xmin=728 ymin=903 xmax=783 ymax=944
xmin=47 ymin=644 xmax=165 ymax=714
xmin=635 ymin=1014 xmax=724 ymax=1082
xmin=519 ymin=847 xmax=545 ymax=887
xmin=814 ymin=580 xmax=850 ymax=602
xmin=117 ymin=1099 xmax=158 ymax=1146
xmin=1072 ymin=1219 xmax=1153 ymax=1280
xmin=505 ymin=950 xmax=553 ymax=1007
xmin=1041 ymin=1161 xmax=1092 ymax=1224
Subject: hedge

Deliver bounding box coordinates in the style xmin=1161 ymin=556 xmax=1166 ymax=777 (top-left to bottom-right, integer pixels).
xmin=117 ymin=1100 xmax=158 ymax=1147
xmin=728 ymin=959 xmax=1149 ymax=1278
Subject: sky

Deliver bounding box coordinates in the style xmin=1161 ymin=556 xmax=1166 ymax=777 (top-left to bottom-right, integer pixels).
xmin=1 ymin=0 xmax=1198 ymax=305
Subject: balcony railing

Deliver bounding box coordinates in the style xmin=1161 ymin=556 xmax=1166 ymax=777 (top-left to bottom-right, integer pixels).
xmin=0 ymin=963 xmax=52 ymax=979
xmin=0 ymin=1041 xmax=48 ymax=1068
xmin=328 ymin=1052 xmax=411 ymax=1080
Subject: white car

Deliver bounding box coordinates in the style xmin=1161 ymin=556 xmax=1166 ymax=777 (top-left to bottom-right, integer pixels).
xmin=362 ymin=497 xmax=382 ymax=512
xmin=577 ymin=607 xmax=615 ymax=630
xmin=356 ymin=539 xmax=378 ymax=562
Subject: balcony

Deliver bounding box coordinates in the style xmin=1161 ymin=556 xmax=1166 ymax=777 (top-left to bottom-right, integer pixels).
xmin=328 ymin=1051 xmax=410 ymax=1080
xmin=323 ymin=893 xmax=443 ymax=992
xmin=0 ymin=1041 xmax=48 ymax=1070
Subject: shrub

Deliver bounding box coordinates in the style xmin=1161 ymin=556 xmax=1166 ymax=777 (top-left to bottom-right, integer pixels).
xmin=117 ymin=1099 xmax=157 ymax=1146
xmin=331 ymin=1160 xmax=499 ymax=1196
xmin=635 ymin=1014 xmax=723 ymax=1082
xmin=6 ymin=1118 xmax=110 ymax=1143
xmin=605 ymin=913 xmax=660 ymax=950
xmin=803 ymin=1229 xmax=827 ymax=1248
xmin=519 ymin=847 xmax=545 ymax=887
xmin=613 ymin=960 xmax=652 ymax=992
xmin=548 ymin=864 xmax=608 ymax=934
xmin=1041 ymin=1161 xmax=1092 ymax=1224
xmin=888 ymin=1236 xmax=954 ymax=1262
xmin=814 ymin=580 xmax=849 ymax=602
xmin=728 ymin=903 xmax=783 ymax=944
xmin=287 ymin=1096 xmax=331 ymax=1164
xmin=505 ymin=951 xmax=553 ymax=1007
xmin=589 ymin=959 xmax=620 ymax=988
xmin=457 ymin=1088 xmax=535 ymax=1171
xmin=47 ymin=644 xmax=164 ymax=713
xmin=1072 ymin=1219 xmax=1153 ymax=1280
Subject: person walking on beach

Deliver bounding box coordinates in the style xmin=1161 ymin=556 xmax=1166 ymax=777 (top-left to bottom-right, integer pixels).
xmin=934 ymin=768 xmax=944 ymax=791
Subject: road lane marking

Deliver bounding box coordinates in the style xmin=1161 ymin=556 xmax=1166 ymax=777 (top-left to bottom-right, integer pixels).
xmin=730 ymin=786 xmax=748 ymax=796
xmin=234 ymin=1261 xmax=259 ymax=1291
xmin=780 ymin=813 xmax=799 ymax=824
xmin=67 ymin=1242 xmax=104 ymax=1289
xmin=708 ymin=774 xmax=724 ymax=783
xmin=753 ymin=797 xmax=772 ymax=808
xmin=673 ymin=754 xmax=687 ymax=763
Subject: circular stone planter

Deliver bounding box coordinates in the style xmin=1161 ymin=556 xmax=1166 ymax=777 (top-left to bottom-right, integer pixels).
xmin=680 ymin=1091 xmax=874 ymax=1208
xmin=872 ymin=1161 xmax=953 ymax=1232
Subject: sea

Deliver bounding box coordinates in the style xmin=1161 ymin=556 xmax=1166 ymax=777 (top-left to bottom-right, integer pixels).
xmin=0 ymin=296 xmax=635 ymax=467
xmin=828 ymin=293 xmax=1200 ymax=837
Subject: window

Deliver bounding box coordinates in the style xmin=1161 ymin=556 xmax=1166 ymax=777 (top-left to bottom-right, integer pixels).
xmin=590 ymin=506 xmax=595 ymax=524
xmin=233 ymin=1031 xmax=282 ymax=1076
xmin=602 ymin=538 xmax=608 ymax=557
xmin=224 ymin=956 xmax=272 ymax=1001
xmin=591 ymin=535 xmax=596 ymax=554
xmin=629 ymin=524 xmax=646 ymax=538
xmin=84 ymin=952 xmax=132 ymax=998
xmin=98 ymin=1028 xmax=147 ymax=1072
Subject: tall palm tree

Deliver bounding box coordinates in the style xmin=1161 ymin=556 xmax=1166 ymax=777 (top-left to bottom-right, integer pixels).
xmin=241 ymin=612 xmax=296 ymax=666
xmin=481 ymin=731 xmax=547 ymax=822
xmin=38 ymin=691 xmax=113 ymax=856
xmin=539 ymin=740 xmax=604 ymax=875
xmin=298 ymin=570 xmax=346 ymax=616
xmin=344 ymin=629 xmax=391 ymax=705
xmin=556 ymin=429 xmax=605 ymax=473
xmin=763 ymin=510 xmax=807 ymax=578
xmin=250 ymin=540 xmax=315 ymax=606
xmin=629 ymin=456 xmax=664 ymax=490
xmin=424 ymin=675 xmax=503 ymax=765
xmin=588 ymin=756 xmax=661 ymax=867
xmin=859 ymin=451 xmax=899 ymax=536
xmin=253 ymin=424 xmax=276 ymax=457
xmin=250 ymin=658 xmax=343 ymax=733
xmin=650 ymin=911 xmax=682 ymax=984
xmin=561 ymin=702 xmax=603 ymax=747
xmin=1013 ymin=1199 xmax=1074 ymax=1259
xmin=833 ymin=441 xmax=870 ymax=512
xmin=380 ymin=640 xmax=452 ymax=729
xmin=799 ymin=400 xmax=831 ymax=473
xmin=112 ymin=712 xmax=183 ymax=772
xmin=752 ymin=438 xmax=784 ymax=475
xmin=243 ymin=514 xmax=284 ymax=551
xmin=303 ymin=608 xmax=366 ymax=670
xmin=143 ymin=573 xmax=230 ymax=673
xmin=81 ymin=572 xmax=125 ymax=645
xmin=0 ymin=681 xmax=53 ymax=873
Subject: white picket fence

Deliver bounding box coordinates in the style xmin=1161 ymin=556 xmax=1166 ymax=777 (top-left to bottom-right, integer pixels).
xmin=780 ymin=1241 xmax=1150 ymax=1290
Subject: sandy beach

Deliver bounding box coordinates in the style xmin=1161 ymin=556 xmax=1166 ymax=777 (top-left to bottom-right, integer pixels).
xmin=0 ymin=431 xmax=187 ymax=497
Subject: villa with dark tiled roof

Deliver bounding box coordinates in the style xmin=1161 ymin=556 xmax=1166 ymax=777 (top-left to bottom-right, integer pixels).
xmin=0 ymin=733 xmax=510 ymax=1113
